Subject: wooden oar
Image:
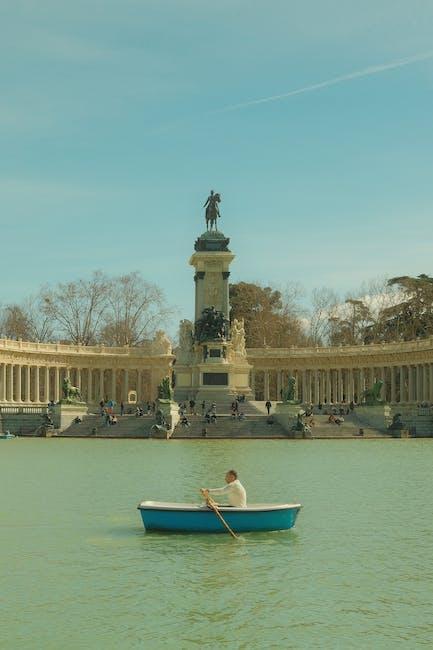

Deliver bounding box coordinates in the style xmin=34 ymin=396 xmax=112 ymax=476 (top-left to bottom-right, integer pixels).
xmin=206 ymin=495 xmax=239 ymax=539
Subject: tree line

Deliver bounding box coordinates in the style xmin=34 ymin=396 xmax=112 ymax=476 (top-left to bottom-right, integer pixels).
xmin=0 ymin=271 xmax=171 ymax=346
xmin=2 ymin=272 xmax=432 ymax=348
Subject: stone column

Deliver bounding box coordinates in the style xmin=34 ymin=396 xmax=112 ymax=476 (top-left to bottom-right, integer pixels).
xmin=390 ymin=367 xmax=396 ymax=403
xmin=34 ymin=366 xmax=40 ymax=403
xmin=194 ymin=272 xmax=206 ymax=322
xmin=325 ymin=370 xmax=330 ymax=403
xmin=422 ymin=364 xmax=428 ymax=401
xmin=314 ymin=370 xmax=320 ymax=404
xmin=399 ymin=366 xmax=405 ymax=403
xmin=415 ymin=365 xmax=421 ymax=401
xmin=277 ymin=371 xmax=282 ymax=401
xmin=337 ymin=368 xmax=342 ymax=402
xmin=408 ymin=366 xmax=413 ymax=402
xmin=44 ymin=367 xmax=50 ymax=402
xmin=0 ymin=363 xmax=6 ymax=402
xmin=111 ymin=369 xmax=116 ymax=402
xmin=76 ymin=368 xmax=82 ymax=392
xmin=264 ymin=371 xmax=270 ymax=401
xmin=8 ymin=365 xmax=14 ymax=401
xmin=250 ymin=370 xmax=256 ymax=399
xmin=54 ymin=367 xmax=60 ymax=402
xmin=87 ymin=368 xmax=93 ymax=402
xmin=25 ymin=365 xmax=31 ymax=403
xmin=301 ymin=370 xmax=306 ymax=403
xmin=430 ymin=364 xmax=433 ymax=402
xmin=123 ymin=369 xmax=129 ymax=402
xmin=99 ymin=369 xmax=105 ymax=400
xmin=136 ymin=370 xmax=141 ymax=402
xmin=222 ymin=271 xmax=230 ymax=319
xmin=359 ymin=368 xmax=365 ymax=403
xmin=16 ymin=364 xmax=22 ymax=402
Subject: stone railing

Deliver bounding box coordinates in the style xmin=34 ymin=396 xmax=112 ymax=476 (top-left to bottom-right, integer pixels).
xmin=0 ymin=337 xmax=173 ymax=357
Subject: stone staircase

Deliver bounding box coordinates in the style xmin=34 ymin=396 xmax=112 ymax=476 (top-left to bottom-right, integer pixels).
xmin=306 ymin=412 xmax=390 ymax=439
xmin=173 ymin=413 xmax=289 ymax=439
xmin=59 ymin=413 xmax=158 ymax=438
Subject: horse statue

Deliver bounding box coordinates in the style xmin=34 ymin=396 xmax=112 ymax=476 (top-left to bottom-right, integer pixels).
xmin=203 ymin=190 xmax=221 ymax=231
xmin=62 ymin=377 xmax=82 ymax=402
xmin=362 ymin=379 xmax=384 ymax=405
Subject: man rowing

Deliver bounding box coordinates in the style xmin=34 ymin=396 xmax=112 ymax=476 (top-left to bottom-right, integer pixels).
xmin=200 ymin=469 xmax=247 ymax=507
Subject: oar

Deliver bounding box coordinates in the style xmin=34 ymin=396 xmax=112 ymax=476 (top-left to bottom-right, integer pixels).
xmin=206 ymin=495 xmax=239 ymax=539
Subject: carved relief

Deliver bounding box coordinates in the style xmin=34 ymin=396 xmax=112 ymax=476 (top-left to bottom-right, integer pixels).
xmin=177 ymin=320 xmax=194 ymax=364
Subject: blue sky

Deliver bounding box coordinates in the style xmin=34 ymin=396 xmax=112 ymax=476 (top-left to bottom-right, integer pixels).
xmin=1 ymin=1 xmax=433 ymax=334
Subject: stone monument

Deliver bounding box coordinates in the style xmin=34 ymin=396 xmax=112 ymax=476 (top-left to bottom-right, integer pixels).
xmin=174 ymin=191 xmax=252 ymax=402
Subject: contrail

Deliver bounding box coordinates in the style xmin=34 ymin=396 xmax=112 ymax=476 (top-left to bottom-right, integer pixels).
xmin=213 ymin=50 xmax=433 ymax=113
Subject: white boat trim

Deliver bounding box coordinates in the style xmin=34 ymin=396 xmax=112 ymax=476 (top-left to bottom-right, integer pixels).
xmin=137 ymin=500 xmax=301 ymax=512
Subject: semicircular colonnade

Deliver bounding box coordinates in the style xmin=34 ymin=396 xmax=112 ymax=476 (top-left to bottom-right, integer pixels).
xmin=1 ymin=336 xmax=433 ymax=407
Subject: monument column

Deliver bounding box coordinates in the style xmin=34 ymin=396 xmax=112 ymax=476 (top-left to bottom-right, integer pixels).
xmin=222 ymin=272 xmax=230 ymax=319
xmin=76 ymin=368 xmax=82 ymax=392
xmin=359 ymin=368 xmax=365 ymax=402
xmin=110 ymin=369 xmax=116 ymax=401
xmin=44 ymin=367 xmax=50 ymax=402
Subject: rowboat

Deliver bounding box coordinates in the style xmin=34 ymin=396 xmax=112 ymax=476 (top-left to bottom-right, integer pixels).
xmin=137 ymin=501 xmax=301 ymax=533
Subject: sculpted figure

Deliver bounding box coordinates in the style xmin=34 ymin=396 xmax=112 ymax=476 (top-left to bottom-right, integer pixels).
xmin=177 ymin=319 xmax=194 ymax=363
xmin=152 ymin=330 xmax=172 ymax=355
xmin=362 ymin=379 xmax=384 ymax=405
xmin=157 ymin=376 xmax=173 ymax=401
xmin=283 ymin=376 xmax=296 ymax=402
xmin=62 ymin=377 xmax=82 ymax=402
xmin=231 ymin=318 xmax=246 ymax=356
xmin=203 ymin=190 xmax=221 ymax=231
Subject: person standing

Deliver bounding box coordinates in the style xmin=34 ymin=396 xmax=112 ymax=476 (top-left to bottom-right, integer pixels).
xmin=265 ymin=400 xmax=272 ymax=415
xmin=120 ymin=401 xmax=124 ymax=416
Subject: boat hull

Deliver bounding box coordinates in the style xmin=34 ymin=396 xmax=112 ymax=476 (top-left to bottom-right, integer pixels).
xmin=137 ymin=501 xmax=301 ymax=533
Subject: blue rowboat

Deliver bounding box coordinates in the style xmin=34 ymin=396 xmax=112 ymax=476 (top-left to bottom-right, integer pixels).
xmin=137 ymin=501 xmax=301 ymax=533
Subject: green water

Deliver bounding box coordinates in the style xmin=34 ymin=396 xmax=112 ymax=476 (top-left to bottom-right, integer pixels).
xmin=1 ymin=439 xmax=432 ymax=649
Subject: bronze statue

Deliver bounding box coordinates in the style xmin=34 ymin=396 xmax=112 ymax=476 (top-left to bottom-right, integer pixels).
xmin=62 ymin=377 xmax=82 ymax=402
xmin=283 ymin=376 xmax=296 ymax=402
xmin=203 ymin=190 xmax=221 ymax=231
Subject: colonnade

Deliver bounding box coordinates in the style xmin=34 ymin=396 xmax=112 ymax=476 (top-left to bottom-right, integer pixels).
xmin=251 ymin=364 xmax=433 ymax=404
xmin=0 ymin=363 xmax=164 ymax=405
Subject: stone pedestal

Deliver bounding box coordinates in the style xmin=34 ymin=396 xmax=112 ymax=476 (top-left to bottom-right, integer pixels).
xmin=52 ymin=403 xmax=88 ymax=432
xmin=175 ymin=228 xmax=253 ymax=402
xmin=156 ymin=399 xmax=180 ymax=435
xmin=274 ymin=402 xmax=304 ymax=437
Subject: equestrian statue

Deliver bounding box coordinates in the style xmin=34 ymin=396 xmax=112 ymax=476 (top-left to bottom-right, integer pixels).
xmin=203 ymin=190 xmax=221 ymax=231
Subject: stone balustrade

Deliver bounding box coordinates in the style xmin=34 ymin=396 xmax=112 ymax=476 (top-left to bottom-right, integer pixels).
xmin=0 ymin=337 xmax=174 ymax=405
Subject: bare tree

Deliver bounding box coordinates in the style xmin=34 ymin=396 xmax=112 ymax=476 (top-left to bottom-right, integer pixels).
xmin=41 ymin=271 xmax=110 ymax=345
xmin=309 ymin=287 xmax=340 ymax=345
xmin=100 ymin=272 xmax=171 ymax=346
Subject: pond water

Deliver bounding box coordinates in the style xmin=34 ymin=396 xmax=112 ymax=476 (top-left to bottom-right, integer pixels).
xmin=1 ymin=439 xmax=432 ymax=649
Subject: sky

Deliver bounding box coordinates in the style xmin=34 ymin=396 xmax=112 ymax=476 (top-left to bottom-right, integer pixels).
xmin=1 ymin=1 xmax=433 ymax=336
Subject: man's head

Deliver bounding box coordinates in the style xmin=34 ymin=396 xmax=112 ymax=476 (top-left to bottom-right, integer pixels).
xmin=225 ymin=469 xmax=238 ymax=483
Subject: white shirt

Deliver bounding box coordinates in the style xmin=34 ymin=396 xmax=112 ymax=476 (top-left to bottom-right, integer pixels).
xmin=208 ymin=479 xmax=247 ymax=507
